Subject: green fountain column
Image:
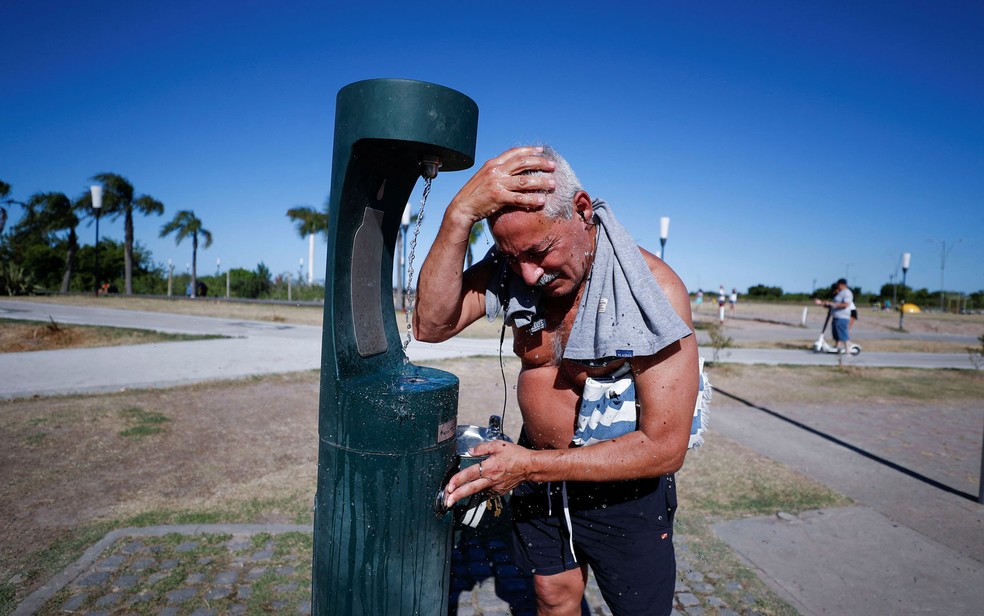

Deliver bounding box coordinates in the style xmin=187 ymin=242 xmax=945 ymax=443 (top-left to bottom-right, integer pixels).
xmin=312 ymin=79 xmax=478 ymax=615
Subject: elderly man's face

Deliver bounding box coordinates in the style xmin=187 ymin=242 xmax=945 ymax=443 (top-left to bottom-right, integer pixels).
xmin=489 ymin=206 xmax=595 ymax=299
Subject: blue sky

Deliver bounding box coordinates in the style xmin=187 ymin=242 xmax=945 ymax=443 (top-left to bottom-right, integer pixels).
xmin=3 ymin=0 xmax=982 ymax=295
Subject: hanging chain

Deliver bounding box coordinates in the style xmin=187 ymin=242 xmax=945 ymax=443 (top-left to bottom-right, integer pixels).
xmin=403 ymin=177 xmax=432 ymax=351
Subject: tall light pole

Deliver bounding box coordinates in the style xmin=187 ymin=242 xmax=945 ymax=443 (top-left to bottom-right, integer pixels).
xmin=898 ymin=252 xmax=911 ymax=330
xmin=890 ymin=272 xmax=897 ymax=309
xmin=659 ymin=216 xmax=670 ymax=260
xmin=90 ymin=185 xmax=103 ymax=295
xmin=891 ymin=252 xmax=904 ymax=308
xmin=931 ymin=239 xmax=961 ymax=313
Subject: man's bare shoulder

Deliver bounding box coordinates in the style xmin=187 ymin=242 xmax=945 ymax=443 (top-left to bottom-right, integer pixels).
xmin=638 ymin=247 xmax=693 ymax=324
xmin=637 ymin=248 xmax=684 ymax=295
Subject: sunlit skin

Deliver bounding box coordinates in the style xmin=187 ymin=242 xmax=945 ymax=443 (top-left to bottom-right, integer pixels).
xmin=413 ymin=146 xmax=698 ymax=615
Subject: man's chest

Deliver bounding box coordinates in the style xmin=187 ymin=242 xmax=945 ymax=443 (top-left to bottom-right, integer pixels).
xmin=512 ymin=320 xmax=629 ymax=390
xmin=511 ymin=297 xmax=580 ymax=368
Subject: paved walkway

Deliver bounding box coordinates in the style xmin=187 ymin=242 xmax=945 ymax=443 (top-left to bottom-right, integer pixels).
xmin=0 ymin=300 xmax=975 ymax=400
xmin=4 ymin=299 xmax=983 ymax=615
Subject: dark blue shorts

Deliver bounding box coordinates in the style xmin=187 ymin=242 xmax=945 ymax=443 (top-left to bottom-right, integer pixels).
xmin=832 ymin=317 xmax=850 ymax=342
xmin=511 ymin=475 xmax=678 ymax=615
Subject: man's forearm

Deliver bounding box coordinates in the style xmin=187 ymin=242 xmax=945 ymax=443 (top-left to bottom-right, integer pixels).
xmin=527 ymin=432 xmax=688 ymax=483
xmin=413 ymin=208 xmax=476 ymax=342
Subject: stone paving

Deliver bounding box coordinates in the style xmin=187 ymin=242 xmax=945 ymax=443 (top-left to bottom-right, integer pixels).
xmin=17 ymin=518 xmax=772 ymax=616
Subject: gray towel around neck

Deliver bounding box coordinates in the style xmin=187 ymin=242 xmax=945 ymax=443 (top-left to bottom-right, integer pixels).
xmin=484 ymin=199 xmax=692 ymax=365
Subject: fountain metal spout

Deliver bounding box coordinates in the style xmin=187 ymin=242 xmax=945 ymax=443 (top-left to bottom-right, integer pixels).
xmin=420 ymin=155 xmax=442 ymax=180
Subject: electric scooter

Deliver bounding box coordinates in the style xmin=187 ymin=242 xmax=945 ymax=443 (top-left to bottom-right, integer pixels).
xmin=811 ymin=308 xmax=861 ymax=355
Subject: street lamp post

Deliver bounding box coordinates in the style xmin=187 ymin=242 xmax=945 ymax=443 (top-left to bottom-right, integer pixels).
xmin=898 ymin=252 xmax=911 ymax=330
xmin=90 ymin=185 xmax=103 ymax=296
xmin=659 ymin=216 xmax=670 ymax=260
xmin=931 ymin=239 xmax=961 ymax=313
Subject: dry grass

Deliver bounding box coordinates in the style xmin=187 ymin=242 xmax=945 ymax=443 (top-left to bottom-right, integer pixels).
xmin=0 ymin=318 xmax=218 ymax=353
xmin=753 ymin=338 xmax=971 ymax=353
xmin=0 ymin=361 xmax=845 ymax=616
xmin=8 ymin=295 xmax=508 ymax=339
xmin=3 ymin=296 xmax=981 ymax=614
xmin=10 ymin=295 xmax=326 ymax=325
xmin=706 ymin=362 xmax=984 ymax=406
xmin=720 ymin=300 xmax=984 ymax=337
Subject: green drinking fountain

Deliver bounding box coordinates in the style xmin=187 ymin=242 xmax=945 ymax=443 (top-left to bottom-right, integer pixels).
xmin=311 ymin=78 xmax=478 ymax=615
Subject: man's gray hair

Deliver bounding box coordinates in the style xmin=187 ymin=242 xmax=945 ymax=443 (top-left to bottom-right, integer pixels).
xmin=523 ymin=145 xmax=582 ymax=220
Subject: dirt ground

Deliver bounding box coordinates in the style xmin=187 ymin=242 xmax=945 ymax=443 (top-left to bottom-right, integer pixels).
xmin=4 ymin=357 xmax=982 ymax=601
xmin=2 ymin=297 xmax=982 ymax=609
xmin=0 ymin=352 xmax=527 ymax=600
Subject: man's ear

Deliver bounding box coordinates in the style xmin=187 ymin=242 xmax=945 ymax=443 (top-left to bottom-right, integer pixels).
xmin=573 ymin=191 xmax=593 ymax=223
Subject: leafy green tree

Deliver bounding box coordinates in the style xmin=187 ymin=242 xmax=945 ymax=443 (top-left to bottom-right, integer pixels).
xmin=91 ymin=173 xmax=165 ymax=295
xmin=25 ymin=192 xmax=83 ymax=292
xmin=878 ymin=282 xmax=912 ymax=306
xmin=747 ymin=284 xmax=783 ymax=299
xmin=227 ymin=263 xmax=273 ymax=298
xmin=0 ymin=261 xmax=42 ymax=295
xmin=71 ymin=239 xmax=163 ymax=295
xmin=4 ymin=191 xmax=86 ymax=292
xmin=969 ymin=290 xmax=984 ymax=311
xmin=160 ymin=210 xmax=212 ymax=298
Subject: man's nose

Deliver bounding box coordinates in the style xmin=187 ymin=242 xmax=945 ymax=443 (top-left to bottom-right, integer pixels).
xmin=519 ymin=261 xmax=544 ymax=286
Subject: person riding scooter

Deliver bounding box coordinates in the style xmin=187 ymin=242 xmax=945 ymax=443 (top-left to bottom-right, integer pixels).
xmin=813 ymin=279 xmax=860 ymax=354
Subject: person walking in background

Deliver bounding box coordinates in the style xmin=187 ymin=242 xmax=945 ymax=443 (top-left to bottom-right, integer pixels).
xmin=694 ymin=289 xmax=703 ymax=313
xmin=728 ymin=288 xmax=738 ymax=315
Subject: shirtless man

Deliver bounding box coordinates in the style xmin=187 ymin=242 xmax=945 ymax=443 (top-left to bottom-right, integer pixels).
xmin=414 ymin=146 xmax=699 ymax=616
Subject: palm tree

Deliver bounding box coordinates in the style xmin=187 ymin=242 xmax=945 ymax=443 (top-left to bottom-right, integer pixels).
xmin=22 ymin=192 xmax=82 ymax=292
xmin=286 ymin=203 xmax=329 ymax=240
xmin=160 ymin=210 xmax=212 ymax=298
xmin=90 ymin=173 xmax=164 ymax=295
xmin=1 ymin=180 xmax=25 ymax=236
xmin=287 ymin=202 xmax=329 ymax=284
